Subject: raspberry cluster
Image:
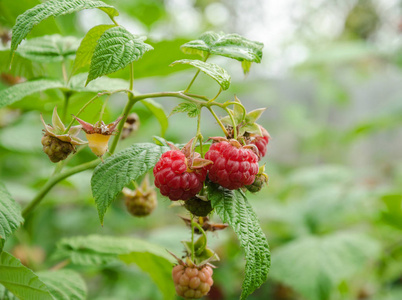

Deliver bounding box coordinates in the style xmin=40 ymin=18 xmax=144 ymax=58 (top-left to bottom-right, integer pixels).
xmin=172 ymin=264 xmax=214 ymax=299
xmin=153 ymin=151 xmax=207 ymax=201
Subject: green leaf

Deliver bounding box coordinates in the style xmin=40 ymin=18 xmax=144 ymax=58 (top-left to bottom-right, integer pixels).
xmin=54 ymin=235 xmax=175 ymax=300
xmin=91 ymin=143 xmax=169 ymax=224
xmin=72 ymin=25 xmax=116 ymax=74
xmin=181 ymin=31 xmax=264 ymax=74
xmin=270 ymin=232 xmax=381 ymax=300
xmin=87 ymin=26 xmax=153 ymax=84
xmin=69 ymin=72 xmax=129 ymax=92
xmin=141 ymin=99 xmax=168 ymax=137
xmin=17 ymin=34 xmax=81 ymax=63
xmin=170 ymin=59 xmax=231 ymax=90
xmin=38 ymin=270 xmax=87 ymax=300
xmin=10 ymin=0 xmax=119 ymax=56
xmin=0 ymin=182 xmax=24 ymax=251
xmin=0 ymin=252 xmax=53 ymax=300
xmin=208 ymin=183 xmax=270 ymax=300
xmin=169 ymin=102 xmax=200 ymax=118
xmin=0 ymin=79 xmax=64 ymax=109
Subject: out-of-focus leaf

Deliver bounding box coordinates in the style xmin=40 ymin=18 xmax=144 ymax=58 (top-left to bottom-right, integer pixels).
xmin=0 ymin=252 xmax=53 ymax=300
xmin=38 ymin=270 xmax=87 ymax=300
xmin=0 ymin=284 xmax=18 ymax=299
xmin=91 ymin=143 xmax=169 ymax=224
xmin=0 ymin=49 xmax=44 ymax=79
xmin=381 ymin=193 xmax=402 ymax=230
xmin=140 ymin=99 xmax=168 ymax=137
xmin=170 ymin=59 xmax=231 ymax=90
xmin=117 ymin=0 xmax=166 ymax=27
xmin=87 ymin=26 xmax=153 ymax=84
xmin=69 ymin=72 xmax=129 ymax=92
xmin=0 ymin=182 xmax=24 ymax=251
xmin=17 ymin=34 xmax=81 ymax=63
xmin=10 ymin=0 xmax=118 ymax=56
xmin=0 ymin=79 xmax=64 ymax=108
xmin=270 ymin=232 xmax=381 ymax=300
xmin=54 ymin=235 xmax=175 ymax=300
xmin=181 ymin=31 xmax=263 ymax=73
xmin=72 ymin=25 xmax=116 ymax=74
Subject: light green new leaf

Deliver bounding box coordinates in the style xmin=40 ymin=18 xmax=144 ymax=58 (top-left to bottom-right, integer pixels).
xmin=72 ymin=25 xmax=116 ymax=74
xmin=0 ymin=79 xmax=64 ymax=109
xmin=0 ymin=182 xmax=24 ymax=251
xmin=91 ymin=143 xmax=169 ymax=224
xmin=208 ymin=184 xmax=270 ymax=300
xmin=170 ymin=59 xmax=231 ymax=90
xmin=17 ymin=34 xmax=81 ymax=63
xmin=181 ymin=31 xmax=264 ymax=74
xmin=87 ymin=26 xmax=153 ymax=84
xmin=54 ymin=235 xmax=175 ymax=300
xmin=141 ymin=99 xmax=168 ymax=137
xmin=38 ymin=270 xmax=87 ymax=300
xmin=10 ymin=0 xmax=119 ymax=56
xmin=69 ymin=72 xmax=129 ymax=92
xmin=169 ymin=102 xmax=200 ymax=118
xmin=270 ymin=232 xmax=381 ymax=300
xmin=0 ymin=252 xmax=53 ymax=300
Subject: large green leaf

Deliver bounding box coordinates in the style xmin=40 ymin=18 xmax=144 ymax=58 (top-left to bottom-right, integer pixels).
xmin=91 ymin=143 xmax=169 ymax=224
xmin=0 ymin=182 xmax=24 ymax=251
xmin=170 ymin=59 xmax=231 ymax=90
xmin=270 ymin=232 xmax=381 ymax=300
xmin=87 ymin=26 xmax=153 ymax=84
xmin=72 ymin=24 xmax=116 ymax=74
xmin=181 ymin=31 xmax=264 ymax=73
xmin=10 ymin=0 xmax=118 ymax=56
xmin=0 ymin=252 xmax=53 ymax=300
xmin=141 ymin=99 xmax=168 ymax=137
xmin=17 ymin=34 xmax=81 ymax=63
xmin=0 ymin=79 xmax=64 ymax=109
xmin=38 ymin=270 xmax=87 ymax=300
xmin=54 ymin=235 xmax=175 ymax=300
xmin=208 ymin=183 xmax=270 ymax=300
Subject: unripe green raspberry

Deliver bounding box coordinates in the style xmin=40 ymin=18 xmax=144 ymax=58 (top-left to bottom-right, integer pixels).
xmin=184 ymin=197 xmax=213 ymax=217
xmin=123 ymin=188 xmax=157 ymax=217
xmin=41 ymin=135 xmax=74 ymax=163
xmin=245 ymin=172 xmax=268 ymax=193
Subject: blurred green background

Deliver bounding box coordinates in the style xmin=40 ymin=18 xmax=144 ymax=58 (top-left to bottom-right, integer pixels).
xmin=1 ymin=0 xmax=402 ymax=299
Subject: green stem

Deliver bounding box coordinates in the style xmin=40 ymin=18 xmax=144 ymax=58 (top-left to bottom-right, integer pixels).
xmin=184 ymin=54 xmax=210 ymax=92
xmin=223 ymin=106 xmax=237 ymax=139
xmin=183 ymin=93 xmax=209 ymax=102
xmin=191 ymin=215 xmax=195 ymax=262
xmin=99 ymin=94 xmax=111 ymax=124
xmin=208 ymin=88 xmax=222 ymax=103
xmin=22 ymin=159 xmax=100 ymax=218
xmin=62 ymin=92 xmax=72 ymax=122
xmin=131 ymin=91 xmax=203 ymax=105
xmin=108 ymin=95 xmax=136 ymax=156
xmin=61 ymin=61 xmax=68 ymax=84
xmin=224 ymin=101 xmax=246 ymax=122
xmin=207 ymin=107 xmax=228 ymax=137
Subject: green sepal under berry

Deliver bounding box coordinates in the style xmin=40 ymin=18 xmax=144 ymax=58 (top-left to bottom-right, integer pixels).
xmin=182 ymin=235 xmax=219 ymax=266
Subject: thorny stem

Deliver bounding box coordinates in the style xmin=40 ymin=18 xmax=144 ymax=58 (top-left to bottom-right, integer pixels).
xmin=184 ymin=54 xmax=210 ymax=92
xmin=22 ymin=159 xmax=100 ymax=218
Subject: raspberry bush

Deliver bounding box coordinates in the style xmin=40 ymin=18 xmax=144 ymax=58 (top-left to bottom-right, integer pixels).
xmin=0 ymin=1 xmax=271 ymax=299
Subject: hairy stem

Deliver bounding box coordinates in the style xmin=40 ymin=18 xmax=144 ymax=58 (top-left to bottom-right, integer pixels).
xmin=184 ymin=54 xmax=210 ymax=92
xmin=207 ymin=107 xmax=228 ymax=136
xmin=22 ymin=159 xmax=100 ymax=218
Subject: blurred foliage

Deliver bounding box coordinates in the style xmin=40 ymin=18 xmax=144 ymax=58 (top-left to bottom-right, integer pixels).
xmin=1 ymin=0 xmax=402 ymax=299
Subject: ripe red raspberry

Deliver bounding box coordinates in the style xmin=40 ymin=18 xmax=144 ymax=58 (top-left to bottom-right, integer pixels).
xmin=153 ymin=150 xmax=207 ymax=201
xmin=205 ymin=139 xmax=259 ymax=190
xmin=172 ymin=264 xmax=214 ymax=299
xmin=250 ymin=126 xmax=270 ymax=158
